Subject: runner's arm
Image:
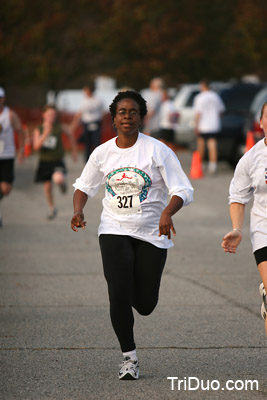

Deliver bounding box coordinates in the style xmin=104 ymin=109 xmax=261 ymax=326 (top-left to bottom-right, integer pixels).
xmin=10 ymin=110 xmax=25 ymax=159
xmin=222 ymin=202 xmax=244 ymax=253
xmin=33 ymin=125 xmax=53 ymax=150
xmin=71 ymin=189 xmax=88 ymax=232
xmin=159 ymin=195 xmax=184 ymax=239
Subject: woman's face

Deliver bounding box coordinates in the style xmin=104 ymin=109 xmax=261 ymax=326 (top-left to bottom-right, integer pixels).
xmin=113 ymin=98 xmax=141 ymax=136
xmin=260 ymin=104 xmax=267 ymax=136
xmin=43 ymin=108 xmax=56 ymax=124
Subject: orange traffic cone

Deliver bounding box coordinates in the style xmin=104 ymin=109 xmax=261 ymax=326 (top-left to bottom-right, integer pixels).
xmin=24 ymin=142 xmax=32 ymax=157
xmin=190 ymin=151 xmax=204 ymax=179
xmin=245 ymin=131 xmax=255 ymax=152
xmin=23 ymin=123 xmax=32 ymax=157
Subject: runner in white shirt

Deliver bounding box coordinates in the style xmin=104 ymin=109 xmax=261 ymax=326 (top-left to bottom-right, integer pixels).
xmin=142 ymin=77 xmax=163 ymax=135
xmin=194 ymin=80 xmax=225 ymax=174
xmin=222 ymin=101 xmax=267 ymax=334
xmin=0 ymin=87 xmax=24 ymax=227
xmin=71 ymin=85 xmax=103 ymax=162
xmin=157 ymin=89 xmax=178 ymax=143
xmin=71 ymin=90 xmax=193 ymax=380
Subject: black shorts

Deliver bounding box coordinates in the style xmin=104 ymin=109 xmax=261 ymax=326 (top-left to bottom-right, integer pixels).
xmin=158 ymin=128 xmax=174 ymax=142
xmin=0 ymin=158 xmax=15 ymax=183
xmin=254 ymin=247 xmax=267 ymax=266
xmin=34 ymin=160 xmax=67 ymax=182
xmin=199 ymin=132 xmax=220 ymax=140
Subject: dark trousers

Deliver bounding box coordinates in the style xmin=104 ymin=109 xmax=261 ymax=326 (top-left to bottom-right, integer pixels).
xmin=81 ymin=121 xmax=101 ymax=161
xmin=99 ymin=234 xmax=167 ymax=352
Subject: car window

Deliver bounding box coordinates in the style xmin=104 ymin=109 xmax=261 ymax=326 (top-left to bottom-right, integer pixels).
xmin=220 ymin=85 xmax=263 ymax=112
xmin=185 ymin=91 xmax=200 ymax=107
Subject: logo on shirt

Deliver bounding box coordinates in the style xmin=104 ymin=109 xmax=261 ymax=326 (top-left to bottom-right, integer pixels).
xmin=106 ymin=167 xmax=152 ymax=202
xmin=265 ymin=168 xmax=267 ymax=184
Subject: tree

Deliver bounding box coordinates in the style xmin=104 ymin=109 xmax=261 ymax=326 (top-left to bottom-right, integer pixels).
xmin=1 ymin=0 xmax=267 ymax=93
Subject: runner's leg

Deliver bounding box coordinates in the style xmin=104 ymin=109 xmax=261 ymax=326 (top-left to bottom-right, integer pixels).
xmin=258 ymin=260 xmax=267 ymax=335
xmin=131 ymin=239 xmax=167 ymax=315
xmin=99 ymin=234 xmax=136 ymax=352
xmin=43 ymin=181 xmax=54 ymax=210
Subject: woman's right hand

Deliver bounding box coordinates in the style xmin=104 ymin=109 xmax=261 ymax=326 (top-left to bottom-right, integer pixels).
xmin=43 ymin=121 xmax=53 ymax=136
xmin=71 ymin=211 xmax=87 ymax=232
xmin=221 ymin=230 xmax=242 ymax=253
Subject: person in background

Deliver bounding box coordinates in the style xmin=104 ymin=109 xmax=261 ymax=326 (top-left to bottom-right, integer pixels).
xmin=0 ymin=87 xmax=25 ymax=227
xmin=71 ymin=90 xmax=193 ymax=380
xmin=33 ymin=105 xmax=77 ymax=220
xmin=158 ymin=88 xmax=178 ymax=145
xmin=193 ymin=80 xmax=225 ymax=175
xmin=222 ymin=101 xmax=267 ymax=334
xmin=142 ymin=77 xmax=164 ymax=136
xmin=71 ymin=84 xmax=104 ymax=162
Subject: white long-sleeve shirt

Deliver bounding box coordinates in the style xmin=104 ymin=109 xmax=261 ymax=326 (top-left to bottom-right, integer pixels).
xmin=229 ymin=138 xmax=267 ymax=252
xmin=73 ymin=133 xmax=194 ymax=248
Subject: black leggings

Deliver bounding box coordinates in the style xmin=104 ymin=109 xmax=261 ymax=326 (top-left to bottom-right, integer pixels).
xmin=99 ymin=234 xmax=167 ymax=352
xmin=254 ymin=246 xmax=267 ymax=266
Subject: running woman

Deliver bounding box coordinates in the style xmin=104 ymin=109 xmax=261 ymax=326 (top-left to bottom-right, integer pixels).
xmin=71 ymin=91 xmax=194 ymax=379
xmin=34 ymin=105 xmax=77 ymax=220
xmin=222 ymin=101 xmax=267 ymax=334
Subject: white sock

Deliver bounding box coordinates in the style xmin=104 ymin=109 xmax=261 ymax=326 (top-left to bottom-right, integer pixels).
xmin=123 ymin=349 xmax=137 ymax=361
xmin=208 ymin=162 xmax=217 ymax=172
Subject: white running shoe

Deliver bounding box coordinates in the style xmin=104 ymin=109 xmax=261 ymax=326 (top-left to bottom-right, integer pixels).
xmin=47 ymin=208 xmax=58 ymax=220
xmin=259 ymin=283 xmax=266 ymax=321
xmin=118 ymin=357 xmax=139 ymax=380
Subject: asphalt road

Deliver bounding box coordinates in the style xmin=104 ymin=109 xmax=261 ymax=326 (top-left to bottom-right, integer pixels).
xmin=0 ymin=150 xmax=266 ymax=400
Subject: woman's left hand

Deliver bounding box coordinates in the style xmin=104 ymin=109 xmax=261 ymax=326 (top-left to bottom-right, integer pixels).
xmin=71 ymin=211 xmax=87 ymax=232
xmin=221 ymin=230 xmax=242 ymax=253
xmin=159 ymin=210 xmax=176 ymax=239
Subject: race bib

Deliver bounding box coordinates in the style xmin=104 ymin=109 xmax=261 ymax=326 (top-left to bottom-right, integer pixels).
xmin=43 ymin=136 xmax=57 ymax=149
xmin=109 ymin=194 xmax=142 ymax=215
xmin=106 ymin=167 xmax=152 ymax=215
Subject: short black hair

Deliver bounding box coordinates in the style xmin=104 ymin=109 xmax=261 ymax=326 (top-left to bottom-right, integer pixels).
xmin=109 ymin=90 xmax=147 ymax=119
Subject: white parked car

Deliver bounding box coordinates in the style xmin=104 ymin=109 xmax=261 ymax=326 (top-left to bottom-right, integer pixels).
xmin=47 ymin=88 xmax=118 ymax=113
xmin=46 ymin=77 xmax=119 ymax=113
xmin=173 ymin=84 xmax=200 ymax=146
